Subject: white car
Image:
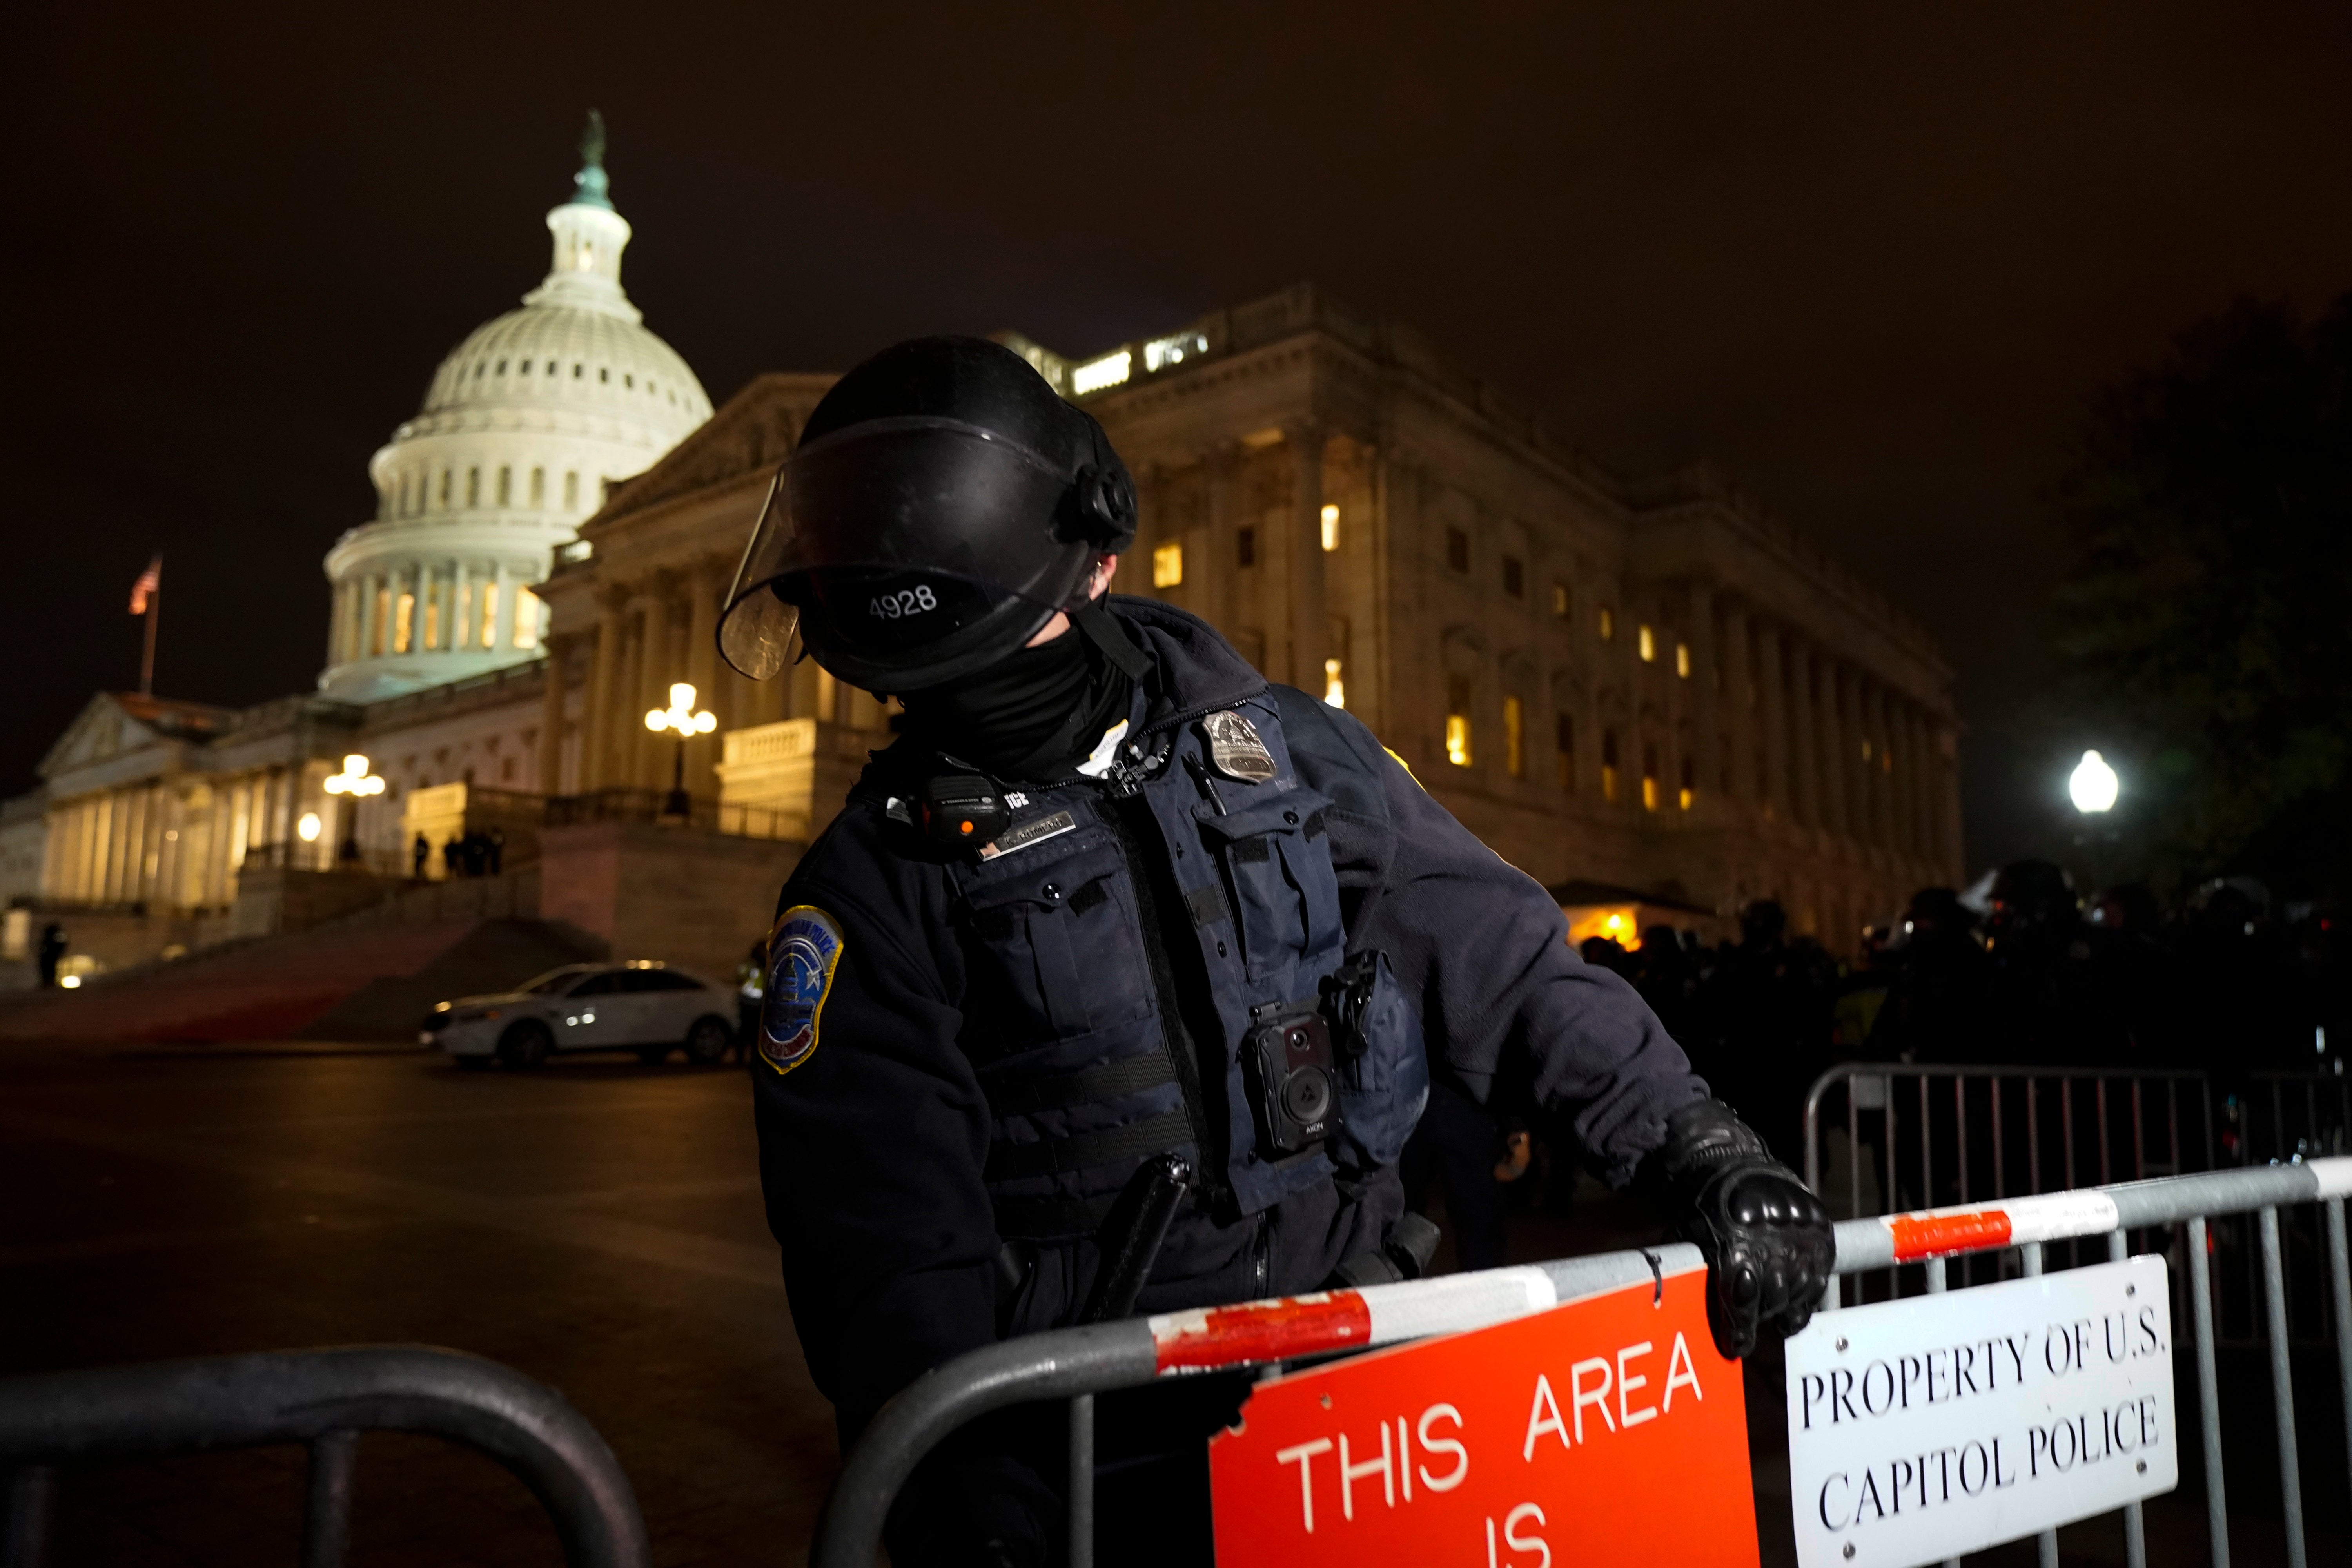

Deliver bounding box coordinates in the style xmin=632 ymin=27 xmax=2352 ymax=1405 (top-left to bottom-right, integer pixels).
xmin=425 ymin=961 xmax=739 ymax=1069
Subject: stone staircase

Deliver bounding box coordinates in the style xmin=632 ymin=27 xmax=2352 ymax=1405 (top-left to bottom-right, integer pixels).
xmin=0 ymin=913 xmax=602 ymax=1045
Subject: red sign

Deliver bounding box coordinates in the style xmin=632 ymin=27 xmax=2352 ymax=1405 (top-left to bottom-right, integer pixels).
xmin=1208 ymin=1264 xmax=1759 ymax=1566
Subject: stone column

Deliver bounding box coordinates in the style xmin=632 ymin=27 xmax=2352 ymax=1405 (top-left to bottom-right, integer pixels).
xmin=1688 ymin=582 xmax=1720 ymax=815
xmin=486 ymin=562 xmax=511 ymax=653
xmin=583 ymin=593 xmax=621 ymax=792
xmin=450 ymin=561 xmax=472 ymax=650
xmin=1900 ymin=701 xmax=1930 ymax=863
xmin=1286 ymin=425 xmax=1327 ymax=691
xmin=1862 ymin=683 xmax=1891 ymax=850
xmin=356 ymin=572 xmax=380 ymax=660
xmin=539 ymin=636 xmax=568 ymax=796
xmin=638 ymin=583 xmax=677 ymax=789
xmin=1202 ymin=443 xmax=1241 ymax=639
xmin=1757 ymin=623 xmax=1789 ymax=821
xmin=1719 ymin=603 xmax=1753 ymax=805
xmin=686 ymin=559 xmax=721 ymax=800
xmin=1791 ymin=639 xmax=1824 ymax=830
xmin=1815 ymin=661 xmax=1849 ymax=843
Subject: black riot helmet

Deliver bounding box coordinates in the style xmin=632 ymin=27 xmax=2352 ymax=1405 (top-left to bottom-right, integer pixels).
xmin=717 ymin=336 xmax=1139 ymax=691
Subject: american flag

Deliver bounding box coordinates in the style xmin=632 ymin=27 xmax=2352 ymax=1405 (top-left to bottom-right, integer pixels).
xmin=129 ymin=557 xmax=161 ymax=616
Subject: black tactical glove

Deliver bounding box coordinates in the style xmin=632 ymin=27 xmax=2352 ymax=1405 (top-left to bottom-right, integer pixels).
xmin=1643 ymin=1098 xmax=1834 ymax=1360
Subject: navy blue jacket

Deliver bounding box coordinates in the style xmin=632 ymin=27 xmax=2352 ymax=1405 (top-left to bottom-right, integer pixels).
xmin=751 ymin=599 xmax=1704 ymax=1439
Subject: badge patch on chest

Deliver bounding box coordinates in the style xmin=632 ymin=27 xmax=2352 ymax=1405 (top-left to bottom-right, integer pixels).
xmin=1201 ymin=710 xmax=1277 ymax=784
xmin=977 ymin=809 xmax=1076 ymax=861
xmin=759 ymin=906 xmax=843 ymax=1076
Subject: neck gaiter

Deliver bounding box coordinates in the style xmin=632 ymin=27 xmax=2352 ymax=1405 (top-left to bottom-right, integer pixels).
xmin=900 ymin=624 xmax=1132 ymax=780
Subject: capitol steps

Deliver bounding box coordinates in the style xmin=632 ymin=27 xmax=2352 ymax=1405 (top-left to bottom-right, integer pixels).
xmin=0 ymin=916 xmax=603 ymax=1045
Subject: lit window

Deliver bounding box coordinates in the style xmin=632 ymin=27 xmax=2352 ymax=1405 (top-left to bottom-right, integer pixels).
xmin=456 ymin=584 xmax=474 ymax=648
xmin=1599 ymin=607 xmax=1615 ymax=642
xmin=1236 ymin=527 xmax=1256 ymax=568
xmin=1679 ymin=756 xmax=1696 ymax=811
xmin=1638 ymin=625 xmax=1656 ymax=662
xmin=497 ymin=466 xmax=513 ymax=507
xmin=1071 ymin=350 xmax=1132 ymax=395
xmin=1445 ymin=528 xmax=1470 ymax=573
xmin=1641 ymin=743 xmax=1660 ymax=811
xmin=1675 ymin=642 xmax=1691 ymax=679
xmin=371 ymin=588 xmax=390 ymax=655
xmin=1445 ymin=676 xmax=1473 ymax=766
xmin=1320 ymin=504 xmax=1340 ymax=552
xmin=1324 ymin=658 xmax=1345 ymax=709
xmin=1601 ymin=730 xmax=1621 ymax=802
xmin=1152 ymin=542 xmax=1184 ymax=588
xmin=1503 ymin=557 xmax=1524 ymax=599
xmin=530 ymin=467 xmax=546 ymax=507
xmin=481 ymin=584 xmax=498 ymax=648
xmin=1504 ymin=695 xmax=1526 ymax=778
xmin=512 ymin=585 xmax=542 ymax=649
xmin=1552 ymin=582 xmax=1569 ymax=618
xmin=1555 ymin=713 xmax=1576 ymax=791
xmin=394 ymin=592 xmax=416 ymax=653
xmin=422 ymin=596 xmax=440 ymax=651
xmin=1144 ymin=332 xmax=1208 ymax=371
xmin=564 ymin=471 xmax=580 ymax=510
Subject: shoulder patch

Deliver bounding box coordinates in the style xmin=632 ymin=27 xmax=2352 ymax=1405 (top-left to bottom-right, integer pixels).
xmin=759 ymin=906 xmax=844 ymax=1076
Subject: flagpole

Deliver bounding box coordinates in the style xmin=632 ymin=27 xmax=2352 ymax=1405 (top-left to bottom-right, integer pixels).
xmin=140 ymin=566 xmax=160 ymax=696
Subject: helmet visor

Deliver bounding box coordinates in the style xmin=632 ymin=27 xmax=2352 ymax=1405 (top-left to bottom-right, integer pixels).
xmin=718 ymin=417 xmax=1089 ymax=682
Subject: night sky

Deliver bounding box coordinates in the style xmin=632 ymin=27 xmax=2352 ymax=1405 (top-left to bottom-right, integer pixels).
xmin=7 ymin=4 xmax=2348 ymax=870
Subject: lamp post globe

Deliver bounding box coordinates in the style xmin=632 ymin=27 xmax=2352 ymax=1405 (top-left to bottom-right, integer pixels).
xmin=2069 ymin=749 xmax=2119 ymax=815
xmin=646 ymin=682 xmax=716 ymax=818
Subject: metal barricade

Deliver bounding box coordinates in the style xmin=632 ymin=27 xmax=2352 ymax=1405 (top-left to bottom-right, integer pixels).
xmin=811 ymin=1158 xmax=2352 ymax=1568
xmin=0 ymin=1344 xmax=650 ymax=1568
xmin=1803 ymin=1063 xmax=2214 ymax=1299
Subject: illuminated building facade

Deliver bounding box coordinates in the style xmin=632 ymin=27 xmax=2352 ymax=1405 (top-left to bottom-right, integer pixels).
xmin=548 ymin=285 xmax=1962 ymax=953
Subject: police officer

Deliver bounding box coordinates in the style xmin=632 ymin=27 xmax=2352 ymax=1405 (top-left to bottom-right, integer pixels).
xmin=718 ymin=337 xmax=1833 ymax=1566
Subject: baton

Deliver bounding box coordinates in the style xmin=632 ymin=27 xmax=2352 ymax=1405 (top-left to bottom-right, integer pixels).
xmin=1077 ymin=1152 xmax=1193 ymax=1325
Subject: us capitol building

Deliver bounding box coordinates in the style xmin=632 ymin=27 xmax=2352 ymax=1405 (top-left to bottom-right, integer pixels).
xmin=0 ymin=123 xmax=1962 ymax=988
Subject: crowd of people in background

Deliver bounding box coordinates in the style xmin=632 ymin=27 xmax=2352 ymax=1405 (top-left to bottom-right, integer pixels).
xmin=411 ymin=827 xmax=506 ymax=880
xmin=1405 ymin=862 xmax=2351 ymax=1269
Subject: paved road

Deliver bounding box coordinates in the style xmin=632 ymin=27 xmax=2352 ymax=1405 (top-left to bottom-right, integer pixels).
xmin=5 ymin=1043 xmax=2336 ymax=1566
xmin=0 ymin=1044 xmax=826 ymax=1566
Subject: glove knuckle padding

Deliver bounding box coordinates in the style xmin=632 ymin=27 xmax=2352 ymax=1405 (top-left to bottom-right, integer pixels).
xmin=1647 ymin=1098 xmax=1836 ymax=1361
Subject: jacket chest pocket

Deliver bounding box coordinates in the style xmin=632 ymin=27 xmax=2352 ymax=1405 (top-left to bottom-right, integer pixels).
xmin=1334 ymin=950 xmax=1430 ymax=1171
xmin=958 ymin=834 xmax=1154 ymax=1039
xmin=1196 ymin=792 xmax=1343 ymax=985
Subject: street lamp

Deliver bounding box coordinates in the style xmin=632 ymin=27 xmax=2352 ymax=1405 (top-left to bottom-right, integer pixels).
xmin=645 ymin=683 xmax=716 ymax=818
xmin=2069 ymin=750 xmax=2119 ymax=814
xmin=323 ymin=753 xmax=386 ymax=866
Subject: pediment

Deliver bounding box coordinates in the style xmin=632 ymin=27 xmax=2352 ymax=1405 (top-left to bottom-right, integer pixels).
xmin=38 ymin=692 xmax=234 ymax=780
xmin=593 ymin=372 xmax=839 ymax=522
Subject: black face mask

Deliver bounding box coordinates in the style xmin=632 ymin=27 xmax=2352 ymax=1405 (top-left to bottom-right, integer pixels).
xmin=898 ymin=624 xmax=1131 ymax=779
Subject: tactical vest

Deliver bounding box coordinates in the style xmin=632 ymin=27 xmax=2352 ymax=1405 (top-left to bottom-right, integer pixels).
xmin=930 ymin=690 xmax=1428 ymax=1241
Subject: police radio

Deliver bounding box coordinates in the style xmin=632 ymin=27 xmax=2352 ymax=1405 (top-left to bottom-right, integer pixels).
xmin=915 ymin=772 xmax=1011 ymax=851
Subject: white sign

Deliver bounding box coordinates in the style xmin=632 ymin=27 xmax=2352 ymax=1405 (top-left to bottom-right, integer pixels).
xmin=1784 ymin=1256 xmax=2176 ymax=1568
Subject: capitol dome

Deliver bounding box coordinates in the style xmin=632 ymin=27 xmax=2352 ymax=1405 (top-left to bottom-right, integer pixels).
xmin=319 ymin=116 xmax=710 ymax=702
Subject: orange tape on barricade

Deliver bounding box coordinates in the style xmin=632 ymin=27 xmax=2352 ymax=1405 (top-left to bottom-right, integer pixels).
xmin=1880 ymin=1190 xmax=2123 ymax=1262
xmin=1151 ymin=1292 xmax=1375 ymax=1374
xmin=1885 ymin=1209 xmax=2014 ymax=1261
